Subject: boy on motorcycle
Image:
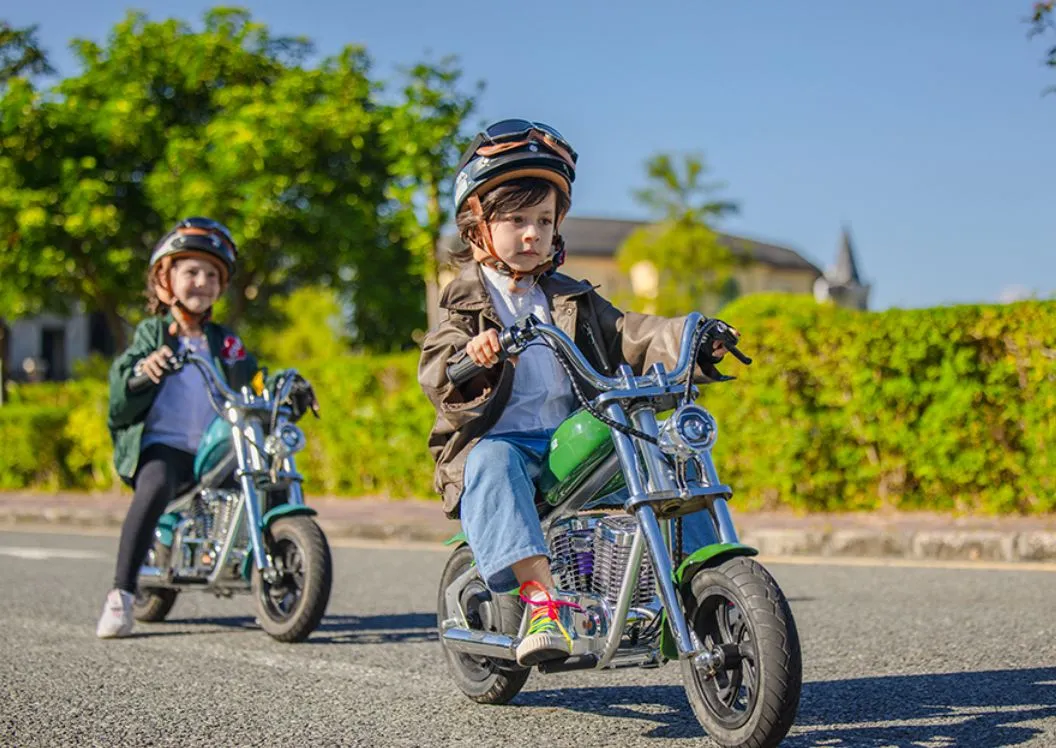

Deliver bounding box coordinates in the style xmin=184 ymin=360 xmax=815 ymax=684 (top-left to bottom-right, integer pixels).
xmin=418 ymin=119 xmax=738 ymax=666
xmin=96 ymin=218 xmax=261 ymax=638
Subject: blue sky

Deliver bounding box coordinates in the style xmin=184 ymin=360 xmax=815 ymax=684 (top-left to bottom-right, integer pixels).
xmin=8 ymin=0 xmax=1055 ymax=310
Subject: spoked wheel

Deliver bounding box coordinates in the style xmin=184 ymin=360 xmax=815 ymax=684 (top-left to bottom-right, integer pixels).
xmin=437 ymin=545 xmax=529 ymax=705
xmin=681 ymin=556 xmax=802 ymax=748
xmin=252 ymin=516 xmax=332 ymax=643
xmin=133 ymin=544 xmax=178 ymax=622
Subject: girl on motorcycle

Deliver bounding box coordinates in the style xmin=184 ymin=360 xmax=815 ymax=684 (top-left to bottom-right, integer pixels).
xmin=418 ymin=120 xmax=737 ymax=666
xmin=96 ymin=218 xmax=261 ymax=638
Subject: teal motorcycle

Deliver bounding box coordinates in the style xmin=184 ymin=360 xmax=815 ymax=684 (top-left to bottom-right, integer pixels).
xmin=438 ymin=313 xmax=801 ymax=748
xmin=126 ymin=355 xmax=331 ymax=642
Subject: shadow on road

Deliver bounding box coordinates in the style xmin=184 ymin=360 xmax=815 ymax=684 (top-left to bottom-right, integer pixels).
xmin=520 ymin=667 xmax=1056 ymax=746
xmin=155 ymin=611 xmax=437 ymax=645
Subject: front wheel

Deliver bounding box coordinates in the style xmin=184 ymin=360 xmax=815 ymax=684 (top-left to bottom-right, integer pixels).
xmin=252 ymin=516 xmax=332 ymax=643
xmin=437 ymin=545 xmax=529 ymax=705
xmin=680 ymin=556 xmax=802 ymax=748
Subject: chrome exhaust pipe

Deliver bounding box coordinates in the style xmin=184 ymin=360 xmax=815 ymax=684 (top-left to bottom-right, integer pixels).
xmin=441 ymin=627 xmax=519 ymax=660
xmin=138 ymin=566 xmax=209 ymax=588
xmin=138 ymin=566 xmax=172 ymax=586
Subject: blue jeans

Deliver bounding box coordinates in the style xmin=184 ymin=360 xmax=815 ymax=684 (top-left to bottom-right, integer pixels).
xmin=460 ymin=430 xmax=720 ymax=593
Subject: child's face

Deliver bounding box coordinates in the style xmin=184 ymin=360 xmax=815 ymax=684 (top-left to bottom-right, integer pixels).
xmin=170 ymin=256 xmax=222 ymax=314
xmin=487 ymin=189 xmax=558 ymax=273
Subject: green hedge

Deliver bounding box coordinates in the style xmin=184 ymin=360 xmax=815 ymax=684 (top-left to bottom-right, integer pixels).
xmin=0 ymin=379 xmax=113 ymax=490
xmin=1 ymin=295 xmax=1053 ymax=513
xmin=292 ymin=353 xmax=435 ymax=498
xmin=706 ymin=294 xmax=1056 ymax=513
xmin=0 ymin=405 xmax=78 ymax=489
xmin=0 ymin=356 xmax=438 ymax=497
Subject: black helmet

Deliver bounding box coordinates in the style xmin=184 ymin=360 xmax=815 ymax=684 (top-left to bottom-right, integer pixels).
xmin=149 ymin=217 xmax=238 ymax=281
xmin=453 ymin=119 xmax=578 ymax=216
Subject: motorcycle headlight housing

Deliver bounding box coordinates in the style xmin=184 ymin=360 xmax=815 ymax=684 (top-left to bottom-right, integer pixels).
xmin=657 ymin=405 xmax=718 ymax=458
xmin=264 ymin=423 xmax=306 ymax=460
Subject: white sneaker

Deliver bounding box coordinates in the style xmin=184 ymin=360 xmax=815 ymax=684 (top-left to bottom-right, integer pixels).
xmin=96 ymin=589 xmax=135 ymax=639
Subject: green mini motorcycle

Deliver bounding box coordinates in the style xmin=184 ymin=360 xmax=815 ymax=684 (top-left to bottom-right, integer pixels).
xmin=437 ymin=313 xmax=801 ymax=748
xmin=127 ymin=354 xmax=331 ymax=642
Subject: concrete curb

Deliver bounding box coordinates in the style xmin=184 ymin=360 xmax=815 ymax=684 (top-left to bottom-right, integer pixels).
xmin=4 ymin=501 xmax=1056 ymax=563
xmin=739 ymin=528 xmax=1056 ymax=563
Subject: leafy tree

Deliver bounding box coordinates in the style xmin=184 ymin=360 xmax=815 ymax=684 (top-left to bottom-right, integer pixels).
xmin=616 ymin=153 xmax=740 ymax=316
xmin=1031 ymin=2 xmax=1056 ymax=94
xmin=0 ymin=21 xmax=53 ymax=83
xmin=0 ymin=21 xmax=53 ymax=365
xmin=381 ymin=58 xmax=481 ymax=330
xmin=241 ymin=285 xmax=351 ymax=365
xmin=0 ymin=8 xmax=479 ymax=351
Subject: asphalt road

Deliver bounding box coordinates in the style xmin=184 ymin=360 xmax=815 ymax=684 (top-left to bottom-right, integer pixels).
xmin=1 ymin=529 xmax=1055 ymax=747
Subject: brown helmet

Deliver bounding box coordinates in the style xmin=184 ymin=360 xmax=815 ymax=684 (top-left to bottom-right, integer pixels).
xmin=149 ymin=217 xmax=237 ymax=307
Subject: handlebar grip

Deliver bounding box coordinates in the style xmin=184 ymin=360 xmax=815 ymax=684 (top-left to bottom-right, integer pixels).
xmin=127 ymin=372 xmax=156 ymax=394
xmin=127 ymin=356 xmax=181 ymax=394
xmin=447 ymin=322 xmax=530 ymax=386
xmin=447 ymin=353 xmax=504 ymax=387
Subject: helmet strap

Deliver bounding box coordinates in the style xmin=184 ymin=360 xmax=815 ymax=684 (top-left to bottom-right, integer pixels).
xmin=168 ymin=302 xmax=212 ymax=337
xmin=467 ymin=194 xmax=500 ymax=263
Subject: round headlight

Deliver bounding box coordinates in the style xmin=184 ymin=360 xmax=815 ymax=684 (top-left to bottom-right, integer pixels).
xmin=265 ymin=424 xmax=305 ymax=459
xmin=658 ymin=405 xmax=718 ymax=457
xmin=278 ymin=424 xmax=305 ymax=453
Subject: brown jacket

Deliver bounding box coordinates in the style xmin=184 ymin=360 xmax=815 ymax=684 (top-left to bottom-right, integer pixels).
xmin=418 ymin=262 xmax=719 ymax=518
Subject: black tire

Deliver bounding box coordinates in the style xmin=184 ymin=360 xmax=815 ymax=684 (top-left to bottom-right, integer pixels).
xmin=437 ymin=545 xmax=529 ymax=705
xmin=252 ymin=516 xmax=332 ymax=643
xmin=680 ymin=556 xmax=802 ymax=748
xmin=133 ymin=544 xmax=178 ymax=622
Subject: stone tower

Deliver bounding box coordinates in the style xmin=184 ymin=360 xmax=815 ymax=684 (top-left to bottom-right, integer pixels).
xmin=813 ymin=225 xmax=871 ymax=310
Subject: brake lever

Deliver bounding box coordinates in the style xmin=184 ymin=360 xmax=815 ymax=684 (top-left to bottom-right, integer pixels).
xmin=710 ymin=321 xmax=753 ymax=366
xmin=505 ymin=313 xmax=543 ymax=355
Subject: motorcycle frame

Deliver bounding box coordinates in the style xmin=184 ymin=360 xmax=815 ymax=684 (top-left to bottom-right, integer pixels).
xmin=441 ymin=314 xmax=743 ymax=671
xmin=139 ymin=359 xmax=308 ymax=592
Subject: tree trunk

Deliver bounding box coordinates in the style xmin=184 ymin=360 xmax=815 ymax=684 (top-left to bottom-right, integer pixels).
xmin=425 ymin=276 xmax=441 ymax=332
xmin=103 ymin=305 xmax=128 ymax=352
xmin=0 ymin=319 xmax=7 ymax=404
xmin=425 ymin=183 xmax=443 ymax=332
xmin=226 ymin=275 xmax=252 ymax=328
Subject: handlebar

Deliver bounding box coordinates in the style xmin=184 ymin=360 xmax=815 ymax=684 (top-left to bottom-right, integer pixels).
xmin=446 ymin=312 xmax=750 ymax=388
xmin=127 ymin=352 xmax=244 ymax=403
xmin=128 ymin=353 xmax=314 ymax=421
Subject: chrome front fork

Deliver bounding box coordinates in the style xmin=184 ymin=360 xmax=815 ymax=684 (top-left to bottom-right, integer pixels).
xmin=606 ymin=400 xmax=736 ymax=659
xmin=227 ymin=408 xmax=274 ymax=579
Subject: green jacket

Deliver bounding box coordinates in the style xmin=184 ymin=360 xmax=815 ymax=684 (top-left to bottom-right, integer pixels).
xmin=107 ymin=314 xmax=260 ymax=483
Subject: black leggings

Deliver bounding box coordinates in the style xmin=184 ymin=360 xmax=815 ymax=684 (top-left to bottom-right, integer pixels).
xmin=113 ymin=444 xmax=196 ymax=592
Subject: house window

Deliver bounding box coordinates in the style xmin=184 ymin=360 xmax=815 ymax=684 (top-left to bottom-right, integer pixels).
xmin=40 ymin=327 xmax=66 ymax=381
xmin=88 ymin=311 xmax=115 ymax=356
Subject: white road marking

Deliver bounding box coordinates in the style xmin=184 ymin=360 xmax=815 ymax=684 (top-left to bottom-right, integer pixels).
xmin=0 ymin=546 xmax=106 ymax=561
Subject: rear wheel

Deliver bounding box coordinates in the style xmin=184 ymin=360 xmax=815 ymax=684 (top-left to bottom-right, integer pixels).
xmin=437 ymin=545 xmax=529 ymax=705
xmin=133 ymin=544 xmax=178 ymax=622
